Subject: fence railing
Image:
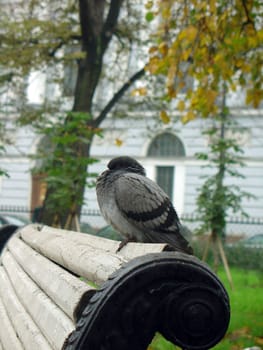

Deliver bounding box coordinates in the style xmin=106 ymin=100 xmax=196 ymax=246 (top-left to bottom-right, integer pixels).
xmin=0 ymin=205 xmax=262 ymax=236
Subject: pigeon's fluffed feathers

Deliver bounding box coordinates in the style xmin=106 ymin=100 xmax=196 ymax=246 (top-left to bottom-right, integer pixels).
xmin=96 ymin=156 xmax=193 ymax=254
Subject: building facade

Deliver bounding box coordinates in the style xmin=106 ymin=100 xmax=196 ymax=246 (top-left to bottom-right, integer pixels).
xmin=1 ymin=103 xmax=262 ymax=236
xmin=0 ymin=1 xmax=262 ymax=236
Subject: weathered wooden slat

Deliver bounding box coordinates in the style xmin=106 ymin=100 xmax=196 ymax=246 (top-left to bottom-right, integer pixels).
xmin=20 ymin=225 xmax=126 ymax=284
xmin=19 ymin=225 xmax=169 ymax=284
xmin=119 ymin=241 xmax=170 ymax=260
xmin=40 ymin=225 xmax=170 ymax=260
xmin=2 ymin=252 xmax=75 ymax=350
xmin=0 ymin=298 xmax=24 ymax=350
xmin=0 ymin=266 xmax=52 ymax=350
xmin=7 ymin=236 xmax=95 ymax=321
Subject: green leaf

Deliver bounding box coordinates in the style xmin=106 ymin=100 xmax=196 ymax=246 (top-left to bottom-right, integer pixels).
xmin=145 ymin=12 xmax=154 ymax=22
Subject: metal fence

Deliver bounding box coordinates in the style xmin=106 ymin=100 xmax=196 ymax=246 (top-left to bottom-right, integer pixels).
xmin=0 ymin=205 xmax=262 ymax=237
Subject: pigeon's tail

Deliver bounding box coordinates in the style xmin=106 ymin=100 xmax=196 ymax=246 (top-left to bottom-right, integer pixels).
xmin=161 ymin=232 xmax=193 ymax=255
xmin=144 ymin=229 xmax=194 ymax=255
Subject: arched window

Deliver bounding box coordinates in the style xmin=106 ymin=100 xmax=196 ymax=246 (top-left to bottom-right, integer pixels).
xmin=148 ymin=132 xmax=185 ymax=157
xmin=146 ymin=132 xmax=186 ymax=214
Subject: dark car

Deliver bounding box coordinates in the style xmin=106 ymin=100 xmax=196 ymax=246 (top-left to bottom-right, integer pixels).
xmin=237 ymin=234 xmax=263 ymax=249
xmin=0 ymin=214 xmax=30 ymax=228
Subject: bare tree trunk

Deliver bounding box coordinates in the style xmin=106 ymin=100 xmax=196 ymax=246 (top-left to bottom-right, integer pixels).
xmin=211 ymin=230 xmax=220 ymax=273
xmin=40 ymin=1 xmax=145 ymax=229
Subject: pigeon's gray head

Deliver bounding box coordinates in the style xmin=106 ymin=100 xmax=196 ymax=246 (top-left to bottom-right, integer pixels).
xmin=108 ymin=156 xmax=146 ymax=176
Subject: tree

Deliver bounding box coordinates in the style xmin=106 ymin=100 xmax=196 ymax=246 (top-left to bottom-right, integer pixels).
xmin=0 ymin=145 xmax=8 ymax=178
xmin=146 ymin=0 xmax=262 ymax=280
xmin=146 ymin=0 xmax=263 ymax=121
xmin=0 ymin=1 xmax=147 ymax=228
xmin=195 ymin=89 xmax=255 ymax=286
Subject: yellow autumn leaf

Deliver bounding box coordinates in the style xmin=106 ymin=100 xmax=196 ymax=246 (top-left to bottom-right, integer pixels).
xmin=257 ymin=29 xmax=263 ymax=40
xmin=181 ymin=110 xmax=196 ymax=123
xmin=145 ymin=56 xmax=161 ymax=74
xmin=246 ymin=89 xmax=263 ymax=108
xmin=209 ymin=0 xmax=216 ymax=13
xmin=248 ymin=36 xmax=258 ymax=49
xmin=158 ymin=42 xmax=168 ymax=56
xmin=167 ymin=85 xmax=177 ymax=98
xmin=178 ymin=26 xmax=198 ymax=43
xmin=186 ymin=25 xmax=198 ymax=42
xmin=230 ymin=81 xmax=237 ymax=92
xmin=145 ymin=1 xmax=153 ymax=10
xmin=214 ymin=52 xmax=224 ymax=65
xmin=206 ymin=89 xmax=217 ymax=103
xmin=240 ymin=62 xmax=251 ymax=73
xmin=148 ymin=46 xmax=158 ymax=55
xmin=139 ymin=87 xmax=147 ymax=96
xmin=115 ymin=138 xmax=123 ymax=147
xmin=131 ymin=87 xmax=147 ymax=96
xmin=177 ymin=100 xmax=185 ymax=111
xmin=161 ymin=5 xmax=171 ymax=19
xmin=160 ymin=110 xmax=171 ymax=124
xmin=181 ymin=48 xmax=191 ymax=61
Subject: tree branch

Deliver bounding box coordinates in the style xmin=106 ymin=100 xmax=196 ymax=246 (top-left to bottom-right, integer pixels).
xmin=93 ymin=67 xmax=145 ymax=127
xmin=102 ymin=0 xmax=124 ymax=49
xmin=241 ymin=0 xmax=255 ymax=29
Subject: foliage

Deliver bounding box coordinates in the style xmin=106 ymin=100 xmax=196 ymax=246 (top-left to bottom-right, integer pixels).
xmin=193 ymin=239 xmax=263 ymax=271
xmin=149 ymin=267 xmax=263 ymax=350
xmin=0 ymin=0 xmax=148 ymax=227
xmin=195 ymin=115 xmax=255 ymax=237
xmin=33 ymin=112 xmax=101 ymax=221
xmin=225 ymin=246 xmax=263 ymax=271
xmin=0 ymin=145 xmax=8 ymax=178
xmin=0 ymin=2 xmax=80 ymax=75
xmin=146 ymin=0 xmax=263 ymax=122
xmin=0 ymin=121 xmax=10 ymax=178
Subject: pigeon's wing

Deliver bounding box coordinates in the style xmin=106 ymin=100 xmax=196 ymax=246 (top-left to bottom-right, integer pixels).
xmin=114 ymin=173 xmax=177 ymax=230
xmin=114 ymin=173 xmax=193 ymax=254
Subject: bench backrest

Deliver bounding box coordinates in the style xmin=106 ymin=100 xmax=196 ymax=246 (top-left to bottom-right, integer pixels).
xmin=0 ymin=224 xmax=230 ymax=350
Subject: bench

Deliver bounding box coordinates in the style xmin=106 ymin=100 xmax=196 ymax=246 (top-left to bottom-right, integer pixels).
xmin=0 ymin=224 xmax=230 ymax=350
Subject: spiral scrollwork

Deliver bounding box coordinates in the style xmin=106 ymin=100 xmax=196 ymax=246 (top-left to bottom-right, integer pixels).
xmin=64 ymin=252 xmax=230 ymax=350
xmin=159 ymin=284 xmax=229 ymax=349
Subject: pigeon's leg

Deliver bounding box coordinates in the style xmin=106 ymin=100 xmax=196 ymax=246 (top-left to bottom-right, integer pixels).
xmin=116 ymin=237 xmax=136 ymax=252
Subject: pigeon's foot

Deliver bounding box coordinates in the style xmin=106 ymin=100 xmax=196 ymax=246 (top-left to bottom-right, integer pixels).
xmin=116 ymin=237 xmax=136 ymax=252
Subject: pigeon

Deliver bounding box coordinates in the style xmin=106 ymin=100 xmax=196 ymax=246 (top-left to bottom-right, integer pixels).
xmin=96 ymin=156 xmax=193 ymax=254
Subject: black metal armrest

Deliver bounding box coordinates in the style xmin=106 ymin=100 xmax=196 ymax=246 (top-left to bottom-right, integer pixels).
xmin=65 ymin=252 xmax=230 ymax=350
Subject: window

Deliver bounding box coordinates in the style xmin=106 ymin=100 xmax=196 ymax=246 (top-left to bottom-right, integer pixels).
xmin=146 ymin=132 xmax=186 ymax=214
xmin=148 ymin=132 xmax=185 ymax=157
xmin=156 ymin=166 xmax=174 ymax=201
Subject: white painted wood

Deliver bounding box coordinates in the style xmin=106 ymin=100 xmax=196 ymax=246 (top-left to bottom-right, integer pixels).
xmin=20 ymin=225 xmax=169 ymax=284
xmin=0 ymin=298 xmax=24 ymax=350
xmin=118 ymin=242 xmax=169 ymax=260
xmin=2 ymin=252 xmax=75 ymax=350
xmin=40 ymin=225 xmax=169 ymax=259
xmin=7 ymin=236 xmax=95 ymax=321
xmin=20 ymin=225 xmax=126 ymax=285
xmin=0 ymin=266 xmax=52 ymax=350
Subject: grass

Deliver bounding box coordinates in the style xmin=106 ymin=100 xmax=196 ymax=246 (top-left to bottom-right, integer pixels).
xmin=148 ymin=267 xmax=263 ymax=350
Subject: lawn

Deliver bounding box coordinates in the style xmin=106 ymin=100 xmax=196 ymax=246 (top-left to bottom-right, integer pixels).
xmin=149 ymin=267 xmax=263 ymax=350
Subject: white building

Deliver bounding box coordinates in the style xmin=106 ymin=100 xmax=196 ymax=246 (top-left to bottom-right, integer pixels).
xmin=1 ymin=96 xmax=263 ymax=236
xmin=0 ymin=1 xmax=262 ymax=236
